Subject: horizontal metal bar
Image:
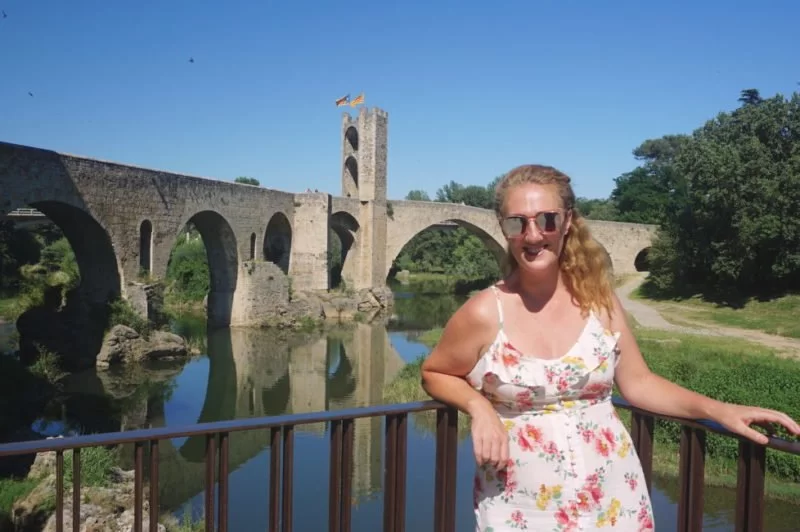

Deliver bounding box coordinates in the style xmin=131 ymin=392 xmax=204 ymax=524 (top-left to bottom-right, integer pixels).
xmin=1 ymin=398 xmax=798 ymax=458
xmin=0 ymin=401 xmax=448 ymax=456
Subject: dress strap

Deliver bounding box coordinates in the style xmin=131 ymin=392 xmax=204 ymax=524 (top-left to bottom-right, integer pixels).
xmin=490 ymin=285 xmax=505 ymax=330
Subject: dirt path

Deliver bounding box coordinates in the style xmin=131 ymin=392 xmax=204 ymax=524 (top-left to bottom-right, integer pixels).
xmin=615 ymin=274 xmax=800 ymax=357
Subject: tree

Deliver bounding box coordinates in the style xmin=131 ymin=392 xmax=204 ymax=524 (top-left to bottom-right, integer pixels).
xmin=234 ymin=176 xmax=260 ymax=186
xmin=647 ymin=90 xmax=800 ymax=297
xmin=405 ymin=190 xmax=430 ymax=201
xmin=738 ymin=88 xmax=762 ymax=106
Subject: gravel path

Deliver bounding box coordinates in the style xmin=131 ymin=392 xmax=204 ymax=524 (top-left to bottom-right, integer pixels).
xmin=615 ymin=274 xmax=800 ymax=357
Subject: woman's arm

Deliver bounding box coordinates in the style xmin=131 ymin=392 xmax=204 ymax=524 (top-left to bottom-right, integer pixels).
xmin=611 ymin=293 xmax=800 ymax=443
xmin=421 ymin=289 xmax=509 ymax=467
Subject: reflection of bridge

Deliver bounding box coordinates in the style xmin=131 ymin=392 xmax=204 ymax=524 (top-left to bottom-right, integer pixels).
xmin=115 ymin=323 xmax=405 ymax=511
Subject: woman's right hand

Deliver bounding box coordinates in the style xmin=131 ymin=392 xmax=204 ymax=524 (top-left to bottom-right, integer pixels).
xmin=469 ymin=403 xmax=509 ymax=469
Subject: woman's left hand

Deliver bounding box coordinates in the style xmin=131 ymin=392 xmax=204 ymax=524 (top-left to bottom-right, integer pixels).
xmin=713 ymin=403 xmax=800 ymax=445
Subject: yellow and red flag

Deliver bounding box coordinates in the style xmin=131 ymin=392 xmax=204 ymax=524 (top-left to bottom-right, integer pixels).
xmin=349 ymin=93 xmax=365 ymax=107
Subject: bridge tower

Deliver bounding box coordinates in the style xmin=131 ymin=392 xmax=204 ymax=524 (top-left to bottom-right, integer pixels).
xmin=341 ymin=108 xmax=389 ymax=289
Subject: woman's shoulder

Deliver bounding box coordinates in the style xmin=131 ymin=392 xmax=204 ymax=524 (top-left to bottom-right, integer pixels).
xmin=445 ymin=283 xmax=504 ymax=334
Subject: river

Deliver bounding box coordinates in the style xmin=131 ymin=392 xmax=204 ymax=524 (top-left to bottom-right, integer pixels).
xmin=5 ymin=282 xmax=800 ymax=530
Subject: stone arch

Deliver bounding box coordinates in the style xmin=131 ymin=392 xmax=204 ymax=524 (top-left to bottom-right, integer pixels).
xmin=345 ymin=126 xmax=359 ymax=151
xmin=263 ymin=212 xmax=292 ymax=274
xmin=386 ymin=218 xmax=506 ymax=279
xmin=634 ymin=247 xmax=650 ymax=272
xmin=249 ymin=232 xmax=256 ymax=261
xmin=139 ymin=220 xmax=153 ymax=274
xmin=178 ymin=210 xmax=239 ymax=327
xmin=343 ymin=156 xmax=358 ymax=197
xmin=329 ymin=211 xmax=360 ymax=289
xmin=10 ymin=200 xmax=122 ymax=368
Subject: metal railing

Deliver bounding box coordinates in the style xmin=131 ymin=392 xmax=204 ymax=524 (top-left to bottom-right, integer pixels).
xmin=0 ymin=398 xmax=798 ymax=532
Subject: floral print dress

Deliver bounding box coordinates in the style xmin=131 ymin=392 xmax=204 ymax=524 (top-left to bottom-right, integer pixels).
xmin=465 ymin=287 xmax=655 ymax=531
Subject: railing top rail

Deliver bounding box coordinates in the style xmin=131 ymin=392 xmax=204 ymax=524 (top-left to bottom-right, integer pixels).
xmin=613 ymin=397 xmax=800 ymax=455
xmin=1 ymin=397 xmax=798 ymax=457
xmin=0 ymin=400 xmax=447 ymax=456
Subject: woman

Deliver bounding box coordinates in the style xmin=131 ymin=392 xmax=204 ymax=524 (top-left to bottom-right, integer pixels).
xmin=420 ymin=164 xmax=800 ymax=531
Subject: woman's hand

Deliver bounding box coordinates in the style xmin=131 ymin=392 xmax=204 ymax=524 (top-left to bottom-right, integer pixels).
xmin=713 ymin=403 xmax=800 ymax=445
xmin=469 ymin=403 xmax=509 ymax=469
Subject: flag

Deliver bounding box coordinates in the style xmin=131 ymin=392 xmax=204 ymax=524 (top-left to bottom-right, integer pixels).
xmin=349 ymin=93 xmax=365 ymax=107
xmin=335 ymin=94 xmax=350 ymax=107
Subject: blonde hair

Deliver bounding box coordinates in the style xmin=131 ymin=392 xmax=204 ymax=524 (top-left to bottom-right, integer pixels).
xmin=494 ymin=164 xmax=614 ymax=316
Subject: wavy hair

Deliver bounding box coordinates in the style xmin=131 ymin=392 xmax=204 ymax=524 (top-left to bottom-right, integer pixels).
xmin=494 ymin=164 xmax=614 ymax=316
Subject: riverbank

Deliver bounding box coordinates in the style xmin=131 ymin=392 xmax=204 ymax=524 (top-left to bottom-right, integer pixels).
xmin=386 ymin=327 xmax=800 ymax=500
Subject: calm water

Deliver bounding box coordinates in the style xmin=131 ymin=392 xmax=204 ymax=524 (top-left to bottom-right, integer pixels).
xmin=13 ymin=286 xmax=800 ymax=530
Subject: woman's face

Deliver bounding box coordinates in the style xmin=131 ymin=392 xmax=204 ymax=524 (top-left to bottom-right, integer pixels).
xmin=500 ymin=183 xmax=571 ymax=275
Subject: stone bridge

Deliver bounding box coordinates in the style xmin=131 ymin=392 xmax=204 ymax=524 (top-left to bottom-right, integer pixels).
xmin=0 ymin=106 xmax=655 ymax=330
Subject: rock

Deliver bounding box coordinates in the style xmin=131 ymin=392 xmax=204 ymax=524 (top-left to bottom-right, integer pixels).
xmin=13 ymin=449 xmax=166 ymax=532
xmin=96 ymin=325 xmax=188 ymax=370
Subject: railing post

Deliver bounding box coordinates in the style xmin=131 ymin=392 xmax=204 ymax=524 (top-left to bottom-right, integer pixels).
xmin=434 ymin=407 xmax=458 ymax=532
xmin=383 ymin=414 xmax=409 ymax=532
xmin=735 ymin=440 xmax=766 ymax=532
xmin=677 ymin=426 xmax=706 ymax=532
xmin=630 ymin=412 xmax=654 ymax=493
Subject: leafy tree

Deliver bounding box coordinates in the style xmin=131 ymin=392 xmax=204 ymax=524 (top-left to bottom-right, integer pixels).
xmin=738 ymin=88 xmax=763 ymax=106
xmin=405 ymin=190 xmax=430 ymax=201
xmin=647 ymin=90 xmax=800 ymax=297
xmin=234 ymin=176 xmax=260 ymax=186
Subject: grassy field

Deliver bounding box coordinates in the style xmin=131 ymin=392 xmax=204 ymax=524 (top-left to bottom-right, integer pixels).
xmin=632 ymin=288 xmax=800 ymax=339
xmin=385 ymin=325 xmax=800 ymax=500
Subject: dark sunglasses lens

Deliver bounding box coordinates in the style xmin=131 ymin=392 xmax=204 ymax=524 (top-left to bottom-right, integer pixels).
xmin=502 ymin=217 xmax=525 ymax=235
xmin=536 ymin=212 xmax=560 ymax=232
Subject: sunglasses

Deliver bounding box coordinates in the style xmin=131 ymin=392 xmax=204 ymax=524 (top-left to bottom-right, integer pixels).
xmin=500 ymin=211 xmax=565 ymax=237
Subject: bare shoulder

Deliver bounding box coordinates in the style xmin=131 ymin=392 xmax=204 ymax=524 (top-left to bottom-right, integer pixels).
xmin=421 ymin=286 xmax=500 ymax=376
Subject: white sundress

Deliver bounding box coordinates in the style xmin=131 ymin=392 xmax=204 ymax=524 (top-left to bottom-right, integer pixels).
xmin=465 ymin=286 xmax=656 ymax=531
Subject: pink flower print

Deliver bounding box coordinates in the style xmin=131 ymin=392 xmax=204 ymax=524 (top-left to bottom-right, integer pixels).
xmin=557 ymin=377 xmax=570 ymax=393
xmin=600 ymin=428 xmax=616 ymax=448
xmin=555 ymin=507 xmax=575 ymax=528
xmin=594 ymin=437 xmax=611 ymax=457
xmin=525 ymin=424 xmax=543 ymax=444
xmin=501 ymin=350 xmax=520 ymax=367
xmin=543 ymin=441 xmax=559 ymax=456
xmin=511 ymin=510 xmax=525 ymax=524
xmin=516 ymin=428 xmax=535 ymax=452
xmin=581 ymin=428 xmax=594 ymax=443
xmin=515 ymin=390 xmax=534 ymax=410
xmin=545 ymin=367 xmax=557 ymax=384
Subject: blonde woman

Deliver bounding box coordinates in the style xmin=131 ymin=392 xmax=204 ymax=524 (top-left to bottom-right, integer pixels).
xmin=421 ymin=164 xmax=800 ymax=531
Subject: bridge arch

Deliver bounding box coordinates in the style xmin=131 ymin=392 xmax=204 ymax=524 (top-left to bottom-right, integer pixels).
xmin=176 ymin=210 xmax=239 ymax=327
xmin=386 ymin=218 xmax=506 ymax=280
xmin=634 ymin=247 xmax=650 ymax=272
xmin=263 ymin=212 xmax=292 ymax=274
xmin=329 ymin=211 xmax=360 ymax=289
xmin=4 ymin=201 xmax=122 ymax=368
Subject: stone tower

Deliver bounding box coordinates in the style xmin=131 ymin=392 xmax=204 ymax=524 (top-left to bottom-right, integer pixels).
xmin=341 ymin=107 xmax=389 ymax=288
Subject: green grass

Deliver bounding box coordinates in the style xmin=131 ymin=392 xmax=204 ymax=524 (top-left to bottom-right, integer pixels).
xmin=633 ymin=288 xmax=800 ymax=339
xmin=384 ymin=325 xmax=800 ymax=499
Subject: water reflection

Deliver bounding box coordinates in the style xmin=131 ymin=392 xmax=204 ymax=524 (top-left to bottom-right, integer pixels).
xmin=10 ymin=278 xmax=800 ymax=530
xmin=105 ymin=323 xmax=405 ymax=517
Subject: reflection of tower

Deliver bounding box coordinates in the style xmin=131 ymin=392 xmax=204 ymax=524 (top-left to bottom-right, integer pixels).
xmin=328 ymin=323 xmax=406 ymax=501
xmin=288 ymin=336 xmax=328 ymax=434
xmin=341 ymin=108 xmax=389 ymax=289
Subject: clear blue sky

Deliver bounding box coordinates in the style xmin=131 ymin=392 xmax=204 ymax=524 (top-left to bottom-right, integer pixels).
xmin=1 ymin=0 xmax=798 ymax=200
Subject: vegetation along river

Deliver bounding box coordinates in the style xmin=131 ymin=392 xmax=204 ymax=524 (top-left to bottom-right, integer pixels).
xmin=1 ymin=278 xmax=798 ymax=531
